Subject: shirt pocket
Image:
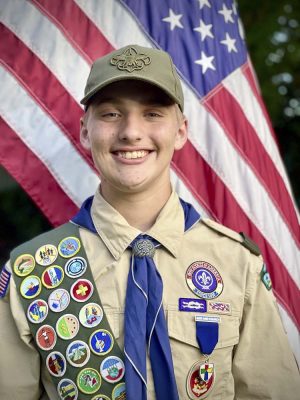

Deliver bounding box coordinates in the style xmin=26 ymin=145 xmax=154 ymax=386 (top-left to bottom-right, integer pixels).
xmin=167 ymin=308 xmax=239 ymax=400
xmin=104 ymin=307 xmax=124 ymax=348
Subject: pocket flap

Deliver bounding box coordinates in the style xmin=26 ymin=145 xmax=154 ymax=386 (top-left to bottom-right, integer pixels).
xmin=168 ymin=309 xmax=239 ymax=349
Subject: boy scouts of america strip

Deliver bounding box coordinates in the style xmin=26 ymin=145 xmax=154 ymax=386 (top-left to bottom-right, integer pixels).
xmin=0 ymin=265 xmax=11 ymax=298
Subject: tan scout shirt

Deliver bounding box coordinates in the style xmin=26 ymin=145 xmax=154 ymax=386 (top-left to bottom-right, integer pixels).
xmin=0 ymin=190 xmax=299 ymax=399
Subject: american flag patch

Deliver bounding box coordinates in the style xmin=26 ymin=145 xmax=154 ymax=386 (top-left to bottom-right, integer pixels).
xmin=0 ymin=266 xmax=11 ymax=298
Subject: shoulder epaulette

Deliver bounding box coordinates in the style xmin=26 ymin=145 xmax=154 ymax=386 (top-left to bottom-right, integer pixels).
xmin=201 ymin=219 xmax=261 ymax=255
xmin=239 ymin=232 xmax=261 ymax=256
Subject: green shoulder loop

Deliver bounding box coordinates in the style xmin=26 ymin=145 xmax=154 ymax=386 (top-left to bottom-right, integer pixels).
xmin=201 ymin=218 xmax=261 ymax=256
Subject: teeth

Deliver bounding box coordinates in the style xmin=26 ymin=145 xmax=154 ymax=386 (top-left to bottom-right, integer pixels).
xmin=118 ymin=150 xmax=148 ymax=159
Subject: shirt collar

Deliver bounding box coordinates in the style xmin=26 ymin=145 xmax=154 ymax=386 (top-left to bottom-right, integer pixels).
xmin=91 ymin=189 xmax=185 ymax=260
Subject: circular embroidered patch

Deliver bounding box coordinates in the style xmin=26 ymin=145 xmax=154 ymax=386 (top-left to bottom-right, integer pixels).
xmin=66 ymin=340 xmax=90 ymax=368
xmin=35 ymin=244 xmax=58 ymax=266
xmin=13 ymin=254 xmax=35 ymax=277
xmin=48 ymin=288 xmax=70 ymax=313
xmin=112 ymin=382 xmax=126 ymax=400
xmin=70 ymin=279 xmax=94 ymax=303
xmin=186 ymin=361 xmax=215 ymax=399
xmin=65 ymin=257 xmax=87 ymax=278
xmin=58 ymin=237 xmax=81 ymax=258
xmin=89 ymin=329 xmax=114 ymax=356
xmin=46 ymin=351 xmax=67 ymax=377
xmin=91 ymin=395 xmax=110 ymax=400
xmin=36 ymin=325 xmax=57 ymax=351
xmin=77 ymin=368 xmax=101 ymax=394
xmin=42 ymin=265 xmax=64 ymax=289
xmin=186 ymin=261 xmax=223 ymax=300
xmin=100 ymin=356 xmax=125 ymax=383
xmin=57 ymin=379 xmax=78 ymax=400
xmin=20 ymin=275 xmax=42 ymax=299
xmin=79 ymin=303 xmax=103 ymax=328
xmin=27 ymin=299 xmax=48 ymax=324
xmin=56 ymin=314 xmax=79 ymax=340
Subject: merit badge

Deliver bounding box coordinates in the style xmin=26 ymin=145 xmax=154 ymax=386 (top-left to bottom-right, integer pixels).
xmin=112 ymin=382 xmax=126 ymax=400
xmin=261 ymin=264 xmax=272 ymax=290
xmin=79 ymin=303 xmax=103 ymax=328
xmin=58 ymin=237 xmax=81 ymax=258
xmin=186 ymin=261 xmax=223 ymax=300
xmin=36 ymin=325 xmax=57 ymax=351
xmin=48 ymin=288 xmax=70 ymax=313
xmin=91 ymin=396 xmax=110 ymax=400
xmin=27 ymin=299 xmax=48 ymax=324
xmin=20 ymin=275 xmax=41 ymax=299
xmin=77 ymin=368 xmax=101 ymax=394
xmin=89 ymin=329 xmax=114 ymax=356
xmin=35 ymin=244 xmax=58 ymax=266
xmin=187 ymin=361 xmax=215 ymax=399
xmin=100 ymin=356 xmax=125 ymax=383
xmin=13 ymin=254 xmax=35 ymax=277
xmin=46 ymin=351 xmax=67 ymax=377
xmin=208 ymin=301 xmax=231 ymax=315
xmin=42 ymin=265 xmax=64 ymax=289
xmin=57 ymin=379 xmax=78 ymax=400
xmin=56 ymin=314 xmax=79 ymax=340
xmin=179 ymin=298 xmax=207 ymax=312
xmin=65 ymin=257 xmax=87 ymax=278
xmin=70 ymin=279 xmax=93 ymax=302
xmin=66 ymin=340 xmax=90 ymax=368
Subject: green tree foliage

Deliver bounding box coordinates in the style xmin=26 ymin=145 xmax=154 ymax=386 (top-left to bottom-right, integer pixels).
xmin=238 ymin=0 xmax=300 ymax=206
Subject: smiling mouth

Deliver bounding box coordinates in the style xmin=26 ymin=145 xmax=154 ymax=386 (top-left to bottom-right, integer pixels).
xmin=115 ymin=150 xmax=149 ymax=159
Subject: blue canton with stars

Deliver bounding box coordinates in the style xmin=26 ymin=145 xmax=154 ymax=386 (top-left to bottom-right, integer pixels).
xmin=120 ymin=0 xmax=247 ymax=98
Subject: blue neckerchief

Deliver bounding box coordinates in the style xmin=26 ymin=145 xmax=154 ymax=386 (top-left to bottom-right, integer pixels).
xmin=71 ymin=195 xmax=200 ymax=234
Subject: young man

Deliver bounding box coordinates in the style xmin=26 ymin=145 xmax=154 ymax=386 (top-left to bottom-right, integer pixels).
xmin=0 ymin=44 xmax=299 ymax=400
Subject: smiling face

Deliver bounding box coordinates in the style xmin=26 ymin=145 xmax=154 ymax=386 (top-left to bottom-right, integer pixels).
xmin=80 ymin=80 xmax=188 ymax=200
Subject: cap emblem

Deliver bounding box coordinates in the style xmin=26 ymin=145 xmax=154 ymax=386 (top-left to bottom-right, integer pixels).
xmin=110 ymin=47 xmax=151 ymax=72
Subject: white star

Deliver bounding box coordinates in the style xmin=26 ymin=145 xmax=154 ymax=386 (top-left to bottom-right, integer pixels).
xmin=196 ymin=0 xmax=211 ymax=9
xmin=195 ymin=51 xmax=216 ymax=74
xmin=162 ymin=9 xmax=184 ymax=31
xmin=220 ymin=33 xmax=237 ymax=53
xmin=194 ymin=19 xmax=214 ymax=41
xmin=218 ymin=4 xmax=234 ymax=23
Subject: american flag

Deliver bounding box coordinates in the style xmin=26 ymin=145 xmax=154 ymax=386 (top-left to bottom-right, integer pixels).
xmin=0 ymin=0 xmax=299 ymax=362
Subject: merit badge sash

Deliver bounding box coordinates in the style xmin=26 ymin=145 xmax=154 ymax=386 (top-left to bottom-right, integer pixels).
xmin=11 ymin=222 xmax=126 ymax=400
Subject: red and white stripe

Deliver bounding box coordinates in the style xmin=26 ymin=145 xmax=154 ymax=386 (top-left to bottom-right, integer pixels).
xmin=0 ymin=0 xmax=299 ymax=362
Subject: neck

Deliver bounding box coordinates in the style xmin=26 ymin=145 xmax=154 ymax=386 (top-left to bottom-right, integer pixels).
xmin=100 ymin=183 xmax=173 ymax=231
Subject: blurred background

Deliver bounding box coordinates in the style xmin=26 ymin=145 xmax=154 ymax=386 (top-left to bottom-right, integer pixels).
xmin=0 ymin=0 xmax=299 ymax=265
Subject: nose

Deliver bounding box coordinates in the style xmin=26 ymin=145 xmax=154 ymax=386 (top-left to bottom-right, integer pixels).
xmin=118 ymin=114 xmax=142 ymax=142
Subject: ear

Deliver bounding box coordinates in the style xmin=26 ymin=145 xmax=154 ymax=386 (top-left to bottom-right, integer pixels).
xmin=174 ymin=115 xmax=188 ymax=151
xmin=80 ymin=115 xmax=91 ymax=151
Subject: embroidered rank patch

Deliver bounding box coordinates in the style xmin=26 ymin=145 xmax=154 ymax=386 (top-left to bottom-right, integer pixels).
xmin=179 ymin=298 xmax=207 ymax=312
xmin=261 ymin=264 xmax=272 ymax=290
xmin=186 ymin=261 xmax=223 ymax=300
xmin=0 ymin=266 xmax=11 ymax=298
xmin=187 ymin=361 xmax=215 ymax=399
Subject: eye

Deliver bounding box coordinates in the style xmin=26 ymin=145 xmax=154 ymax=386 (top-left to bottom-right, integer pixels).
xmin=146 ymin=111 xmax=163 ymax=118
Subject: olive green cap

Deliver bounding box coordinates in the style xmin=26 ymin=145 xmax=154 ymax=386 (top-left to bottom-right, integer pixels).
xmin=81 ymin=44 xmax=184 ymax=111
